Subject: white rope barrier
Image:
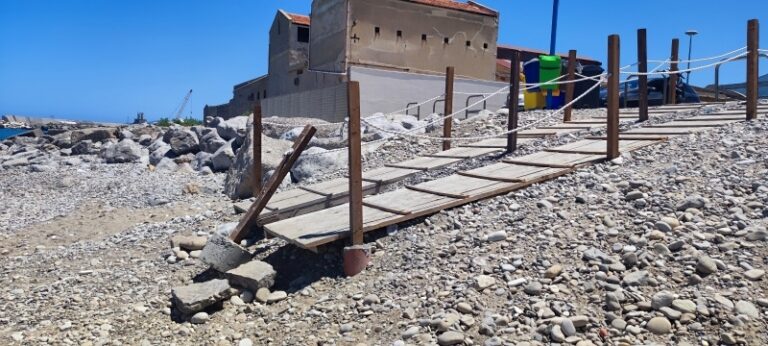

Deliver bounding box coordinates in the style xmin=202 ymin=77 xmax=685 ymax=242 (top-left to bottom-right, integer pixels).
xmin=621 ymin=52 xmax=747 ymax=76
xmin=648 ymin=46 xmax=747 ymax=64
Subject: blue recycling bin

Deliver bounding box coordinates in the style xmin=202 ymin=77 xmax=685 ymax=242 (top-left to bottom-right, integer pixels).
xmin=523 ymin=59 xmax=540 ymax=92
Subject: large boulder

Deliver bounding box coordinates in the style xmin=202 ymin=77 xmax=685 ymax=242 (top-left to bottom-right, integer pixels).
xmin=149 ymin=144 xmax=173 ymax=166
xmin=200 ymin=130 xmax=227 ymax=154
xmin=52 ymin=131 xmax=73 ymax=148
xmin=211 ymin=141 xmax=236 ymax=172
xmin=71 ymin=127 xmax=117 ymax=143
xmin=224 ymin=121 xmax=292 ymax=199
xmin=216 ymin=116 xmax=249 ymax=141
xmin=163 ymin=126 xmax=199 ymax=155
xmin=100 ymin=139 xmax=145 ymax=163
xmin=71 ymin=140 xmax=98 ymax=155
xmin=363 ymin=114 xmax=408 ymax=139
xmin=193 ymin=151 xmax=213 ymax=171
xmin=291 ymin=147 xmax=347 ymax=182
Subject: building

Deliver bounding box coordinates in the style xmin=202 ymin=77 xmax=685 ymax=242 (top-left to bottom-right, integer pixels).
xmin=205 ymin=0 xmax=602 ymax=122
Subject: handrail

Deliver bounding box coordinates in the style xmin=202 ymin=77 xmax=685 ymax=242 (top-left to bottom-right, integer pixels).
xmin=464 ymin=94 xmax=487 ymax=119
xmin=714 ymin=53 xmax=768 ymax=101
xmin=432 ymin=99 xmax=445 ymax=115
xmin=405 ymin=102 xmax=421 ymax=119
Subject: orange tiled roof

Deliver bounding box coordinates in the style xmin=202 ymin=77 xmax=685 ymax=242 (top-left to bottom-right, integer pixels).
xmin=286 ymin=13 xmax=311 ymax=26
xmin=407 ymin=0 xmax=497 ymax=17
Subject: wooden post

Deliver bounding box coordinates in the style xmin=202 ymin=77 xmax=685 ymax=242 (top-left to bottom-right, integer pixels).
xmin=229 ymin=125 xmax=317 ymax=243
xmin=747 ymin=19 xmax=759 ymax=120
xmin=507 ymin=52 xmax=520 ymax=153
xmin=607 ymin=35 xmax=620 ymax=160
xmin=563 ymin=49 xmax=577 ymax=122
xmin=252 ymin=104 xmax=262 ymax=196
xmin=637 ymin=28 xmax=649 ymax=122
xmin=442 ymin=66 xmax=455 ymax=151
xmin=347 ymin=81 xmax=364 ymax=245
xmin=667 ymin=38 xmax=680 ymax=105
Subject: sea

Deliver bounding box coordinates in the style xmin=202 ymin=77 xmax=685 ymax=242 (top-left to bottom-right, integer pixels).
xmin=0 ymin=128 xmax=31 ymax=140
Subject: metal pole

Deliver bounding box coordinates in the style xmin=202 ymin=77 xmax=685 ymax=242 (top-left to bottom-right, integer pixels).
xmin=607 ymin=34 xmax=620 ymax=160
xmin=747 ymin=19 xmax=759 ymax=120
xmin=252 ymin=104 xmax=262 ymax=196
xmin=563 ymin=49 xmax=577 ymax=122
xmin=546 ymin=0 xmax=560 ymax=110
xmin=638 ymin=28 xmax=649 ymax=122
xmin=667 ymin=39 xmax=680 ymax=105
xmin=442 ymin=66 xmax=455 ymax=151
xmin=507 ymin=51 xmax=520 ymax=153
xmin=686 ymin=35 xmax=693 ymax=83
xmin=347 ymin=81 xmax=364 ymax=245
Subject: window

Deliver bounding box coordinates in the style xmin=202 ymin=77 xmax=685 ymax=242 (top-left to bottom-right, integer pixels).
xmin=374 ymin=27 xmax=380 ymax=36
xmin=263 ymin=90 xmax=267 ymax=99
xmin=483 ymin=43 xmax=489 ymax=49
xmin=397 ymin=30 xmax=402 ymax=39
xmin=297 ymin=26 xmax=309 ymax=43
xmin=443 ymin=37 xmax=449 ymax=44
xmin=466 ymin=40 xmax=471 ymax=47
xmin=294 ymin=77 xmax=300 ymax=86
xmin=421 ymin=34 xmax=427 ymax=42
xmin=296 ymin=69 xmax=304 ymax=75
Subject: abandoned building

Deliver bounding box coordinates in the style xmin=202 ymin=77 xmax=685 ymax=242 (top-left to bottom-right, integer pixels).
xmin=205 ymin=0 xmax=601 ymax=122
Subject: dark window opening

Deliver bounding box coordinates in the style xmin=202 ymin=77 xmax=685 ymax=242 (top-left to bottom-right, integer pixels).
xmin=443 ymin=37 xmax=449 ymax=44
xmin=297 ymin=26 xmax=309 ymax=43
xmin=466 ymin=40 xmax=471 ymax=47
xmin=257 ymin=92 xmax=261 ymax=101
xmin=294 ymin=78 xmax=300 ymax=86
xmin=396 ymin=30 xmax=402 ymax=38
xmin=296 ymin=69 xmax=304 ymax=75
xmin=374 ymin=27 xmax=380 ymax=36
xmin=421 ymin=34 xmax=427 ymax=42
xmin=263 ymin=90 xmax=267 ymax=99
xmin=483 ymin=43 xmax=489 ymax=49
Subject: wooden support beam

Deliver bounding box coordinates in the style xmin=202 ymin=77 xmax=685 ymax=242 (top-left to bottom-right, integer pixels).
xmin=405 ymin=185 xmax=468 ymax=199
xmin=384 ymin=163 xmax=429 ymax=171
xmin=457 ymin=171 xmax=524 ymax=183
xmin=747 ymin=19 xmax=759 ymax=121
xmin=563 ymin=49 xmax=577 ymax=122
xmin=299 ymin=186 xmax=333 ymax=198
xmin=508 ymin=52 xmax=520 ymax=153
xmin=348 ymin=81 xmax=364 ymax=245
xmin=502 ymin=159 xmax=574 ymax=169
xmin=361 ymin=201 xmax=412 ymax=215
xmin=252 ymin=104 xmax=263 ymax=196
xmin=607 ymin=34 xmax=621 ymax=160
xmin=667 ymin=38 xmax=679 ymax=105
xmin=443 ymin=66 xmax=455 ymax=151
xmin=637 ymin=28 xmax=649 ymax=122
xmin=230 ymin=125 xmax=317 ymax=243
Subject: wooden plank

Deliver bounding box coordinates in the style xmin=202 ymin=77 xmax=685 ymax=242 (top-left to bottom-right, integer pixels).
xmin=302 ymin=177 xmax=377 ymax=198
xmin=552 ymin=139 xmax=663 ymax=154
xmin=363 ymin=189 xmax=459 ymax=215
xmin=385 ymin=156 xmax=461 ymax=171
xmin=461 ymin=138 xmax=535 ymax=148
xmin=540 ymin=123 xmax=604 ymax=129
xmin=457 ymin=171 xmax=524 ymax=183
xmin=624 ymin=127 xmax=699 ymax=135
xmin=675 ymin=116 xmax=745 ymax=121
xmin=426 ymin=146 xmax=501 ymax=159
xmin=647 ymin=120 xmax=741 ymax=128
xmin=362 ymin=201 xmax=412 ymax=215
xmin=230 ymin=125 xmax=316 ymax=243
xmin=518 ymin=128 xmax=579 ymax=137
xmin=464 ymin=162 xmax=570 ymax=182
xmin=505 ymin=151 xmax=605 ymax=168
xmin=545 ymin=148 xmax=606 ymax=155
xmin=361 ymin=166 xmax=420 ymax=184
xmin=405 ymin=185 xmax=469 ymax=199
xmin=585 ymin=135 xmax=668 ymax=141
xmin=412 ymin=175 xmax=515 ymax=199
xmin=501 ymin=159 xmax=574 ymax=169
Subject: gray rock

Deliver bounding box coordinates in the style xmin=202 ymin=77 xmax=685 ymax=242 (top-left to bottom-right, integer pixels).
xmin=200 ymin=130 xmax=227 ymax=154
xmin=163 ymin=126 xmax=199 ymax=155
xmin=216 ymin=116 xmax=249 ymax=141
xmin=743 ymin=269 xmax=764 ymax=281
xmin=671 ymin=299 xmax=697 ymax=313
xmin=149 ymin=144 xmax=172 ymax=166
xmin=646 ymin=317 xmax=672 ymax=334
xmin=474 ymin=275 xmax=496 ymax=290
xmin=101 ymin=139 xmax=144 ymax=163
xmin=696 ymin=256 xmax=718 ymax=276
xmin=200 ymin=233 xmax=252 ymax=272
xmin=734 ymin=300 xmax=759 ymax=318
xmin=224 ymin=127 xmax=292 ymax=200
xmin=267 ymin=291 xmax=287 ymax=303
xmin=655 ymin=221 xmax=672 ymax=233
xmin=291 ymin=147 xmax=346 ymax=182
xmin=155 ymin=157 xmax=178 ymax=172
xmin=437 ymin=331 xmax=464 ymax=346
xmin=652 ymin=291 xmax=675 ymax=310
xmin=560 ymin=318 xmax=576 ymax=337
xmin=193 ymin=151 xmax=212 ymax=170
xmin=190 ymin=312 xmax=209 ymax=324
xmin=71 ymin=127 xmax=117 ymax=143
xmin=623 ymin=270 xmax=649 ymax=286
xmin=582 ymin=247 xmax=611 ymax=263
xmin=171 ymin=279 xmax=236 ymax=314
xmin=524 ymin=281 xmax=543 ymax=296
xmin=211 ymin=141 xmax=236 ymax=171
xmin=486 ymin=230 xmax=507 ymax=242
xmin=226 ymin=260 xmax=276 ymax=291
xmin=550 ymin=325 xmax=566 ymax=342
xmin=71 ymin=140 xmax=97 ymax=155
xmin=625 ymin=190 xmax=644 ymax=201
xmin=676 ymin=195 xmax=707 ymax=211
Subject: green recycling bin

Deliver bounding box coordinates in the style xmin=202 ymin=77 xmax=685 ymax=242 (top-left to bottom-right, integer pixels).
xmin=539 ymin=55 xmax=562 ymax=91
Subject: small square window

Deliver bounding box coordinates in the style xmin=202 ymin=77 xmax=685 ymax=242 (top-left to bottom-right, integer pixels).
xmin=297 ymin=26 xmax=309 ymax=43
xmin=374 ymin=27 xmax=380 ymax=36
xmin=443 ymin=37 xmax=449 ymax=44
xmin=466 ymin=40 xmax=471 ymax=47
xmin=421 ymin=34 xmax=427 ymax=41
xmin=483 ymin=43 xmax=489 ymax=49
xmin=397 ymin=30 xmax=402 ymax=38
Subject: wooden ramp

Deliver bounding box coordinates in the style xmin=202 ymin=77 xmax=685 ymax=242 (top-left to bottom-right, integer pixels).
xmin=264 ymin=138 xmax=669 ymax=251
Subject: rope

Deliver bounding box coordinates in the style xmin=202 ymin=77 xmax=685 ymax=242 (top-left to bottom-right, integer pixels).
xmin=620 ymin=52 xmax=747 ymax=76
xmin=359 ymin=75 xmax=607 ymax=143
xmin=648 ymin=46 xmax=747 ymax=64
xmin=615 ymin=59 xmax=670 ymax=84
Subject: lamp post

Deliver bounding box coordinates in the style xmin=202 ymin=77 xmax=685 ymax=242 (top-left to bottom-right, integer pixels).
xmin=685 ymin=30 xmax=698 ymax=83
xmin=546 ymin=0 xmax=560 ymax=109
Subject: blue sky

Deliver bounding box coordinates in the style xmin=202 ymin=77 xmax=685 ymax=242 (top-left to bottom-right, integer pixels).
xmin=0 ymin=0 xmax=765 ymax=123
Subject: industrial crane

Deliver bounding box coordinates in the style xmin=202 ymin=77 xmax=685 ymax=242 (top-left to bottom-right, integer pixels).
xmin=172 ymin=89 xmax=193 ymax=120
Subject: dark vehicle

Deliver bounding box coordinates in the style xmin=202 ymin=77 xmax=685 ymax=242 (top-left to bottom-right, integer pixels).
xmin=600 ymin=76 xmax=700 ymax=107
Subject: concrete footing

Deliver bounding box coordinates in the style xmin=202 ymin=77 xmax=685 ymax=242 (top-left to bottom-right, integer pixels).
xmin=343 ymin=245 xmax=371 ymax=277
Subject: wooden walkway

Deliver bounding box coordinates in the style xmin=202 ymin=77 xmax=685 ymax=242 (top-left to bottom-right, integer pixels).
xmin=263 ymin=110 xmax=750 ymax=251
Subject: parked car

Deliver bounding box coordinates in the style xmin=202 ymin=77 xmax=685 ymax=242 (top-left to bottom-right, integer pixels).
xmin=600 ymin=76 xmax=700 ymax=107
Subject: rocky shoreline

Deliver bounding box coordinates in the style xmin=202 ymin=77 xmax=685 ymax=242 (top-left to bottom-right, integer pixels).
xmin=1 ymin=108 xmax=766 ymax=345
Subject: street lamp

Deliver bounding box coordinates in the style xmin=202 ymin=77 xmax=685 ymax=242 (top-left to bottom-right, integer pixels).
xmin=685 ymin=30 xmax=699 ymax=83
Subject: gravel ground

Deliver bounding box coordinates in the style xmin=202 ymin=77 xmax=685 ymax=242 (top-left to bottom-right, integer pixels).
xmin=1 ymin=107 xmax=766 ymax=345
